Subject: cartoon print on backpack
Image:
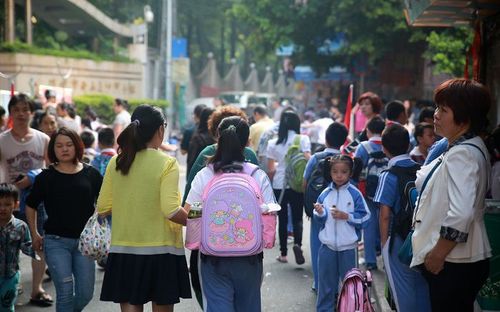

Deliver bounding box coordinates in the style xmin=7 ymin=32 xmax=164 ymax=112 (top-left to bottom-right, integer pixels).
xmin=201 ymin=163 xmax=264 ymax=257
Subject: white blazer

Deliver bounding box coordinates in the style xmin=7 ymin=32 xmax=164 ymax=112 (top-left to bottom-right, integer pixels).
xmin=411 ymin=136 xmax=492 ymax=267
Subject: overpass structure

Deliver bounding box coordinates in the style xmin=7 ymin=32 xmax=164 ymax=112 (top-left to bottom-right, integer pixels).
xmin=5 ymin=0 xmax=135 ymax=44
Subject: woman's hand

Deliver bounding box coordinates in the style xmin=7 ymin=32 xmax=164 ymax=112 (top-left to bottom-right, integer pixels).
xmin=313 ymin=203 xmax=324 ymax=215
xmin=424 ymin=249 xmax=445 ymax=275
xmin=32 ymin=233 xmax=43 ymax=252
xmin=424 ymin=238 xmax=457 ymax=275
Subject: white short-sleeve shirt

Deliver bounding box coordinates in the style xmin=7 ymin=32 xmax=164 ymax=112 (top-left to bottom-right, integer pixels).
xmin=185 ymin=164 xmax=277 ymax=207
xmin=266 ymin=130 xmax=311 ymax=189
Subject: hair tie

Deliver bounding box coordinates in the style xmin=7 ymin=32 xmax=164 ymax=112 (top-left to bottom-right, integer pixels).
xmin=226 ymin=124 xmax=237 ymax=132
xmin=132 ymin=119 xmax=140 ymax=126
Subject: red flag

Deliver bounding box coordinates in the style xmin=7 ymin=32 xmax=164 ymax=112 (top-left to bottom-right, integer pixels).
xmin=343 ymin=84 xmax=354 ymax=129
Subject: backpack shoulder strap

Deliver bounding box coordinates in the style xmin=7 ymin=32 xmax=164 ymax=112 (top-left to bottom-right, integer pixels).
xmin=241 ymin=162 xmax=259 ymax=177
xmin=461 ymin=142 xmax=487 ymax=160
xmin=388 ymin=164 xmax=420 ymax=176
xmin=293 ymin=134 xmax=301 ymax=146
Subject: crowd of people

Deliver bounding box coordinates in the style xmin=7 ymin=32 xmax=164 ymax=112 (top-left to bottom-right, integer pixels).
xmin=0 ymin=78 xmax=498 ymax=312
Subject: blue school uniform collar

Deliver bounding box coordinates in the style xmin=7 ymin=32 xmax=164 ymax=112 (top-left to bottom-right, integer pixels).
xmin=388 ymin=154 xmax=412 ymax=168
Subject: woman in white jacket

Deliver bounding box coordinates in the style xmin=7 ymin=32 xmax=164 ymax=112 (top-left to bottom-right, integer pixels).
xmin=411 ymin=79 xmax=492 ymax=311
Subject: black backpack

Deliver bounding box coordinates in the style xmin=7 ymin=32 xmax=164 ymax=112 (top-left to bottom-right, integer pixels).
xmin=387 ymin=164 xmax=421 ymax=250
xmin=304 ymin=151 xmax=338 ymax=217
xmin=360 ymin=141 xmax=388 ymax=199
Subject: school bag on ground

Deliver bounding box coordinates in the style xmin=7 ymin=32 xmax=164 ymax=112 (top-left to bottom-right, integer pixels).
xmin=360 ymin=141 xmax=388 ymax=199
xmin=304 ymin=151 xmax=338 ymax=217
xmin=200 ymin=163 xmax=265 ymax=257
xmin=337 ymin=268 xmax=375 ymax=312
xmin=284 ymin=135 xmax=307 ymax=193
xmin=387 ymin=164 xmax=420 ymax=250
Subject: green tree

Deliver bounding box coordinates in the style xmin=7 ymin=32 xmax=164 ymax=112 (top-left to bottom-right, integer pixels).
xmin=424 ymin=27 xmax=473 ymax=77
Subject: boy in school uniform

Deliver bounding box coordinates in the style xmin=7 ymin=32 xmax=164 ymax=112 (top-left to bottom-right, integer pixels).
xmin=410 ymin=122 xmax=436 ymax=165
xmin=373 ymin=124 xmax=431 ymax=312
xmin=0 ymin=183 xmax=39 ymax=311
xmin=354 ymin=116 xmax=386 ymax=270
xmin=91 ymin=127 xmax=117 ymax=176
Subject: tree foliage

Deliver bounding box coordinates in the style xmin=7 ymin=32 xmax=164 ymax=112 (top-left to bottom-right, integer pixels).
xmin=424 ymin=27 xmax=473 ymax=77
xmin=2 ymin=0 xmax=473 ymax=78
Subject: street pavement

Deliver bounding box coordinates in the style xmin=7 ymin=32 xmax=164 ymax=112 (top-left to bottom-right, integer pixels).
xmin=14 ymin=151 xmax=390 ymax=312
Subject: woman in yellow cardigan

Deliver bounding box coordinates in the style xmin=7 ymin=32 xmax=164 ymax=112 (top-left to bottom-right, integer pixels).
xmin=97 ymin=105 xmax=191 ymax=312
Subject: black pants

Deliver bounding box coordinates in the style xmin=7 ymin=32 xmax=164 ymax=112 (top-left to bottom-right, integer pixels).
xmin=421 ymin=259 xmax=489 ymax=312
xmin=189 ymin=250 xmax=203 ymax=308
xmin=274 ymin=188 xmax=304 ymax=256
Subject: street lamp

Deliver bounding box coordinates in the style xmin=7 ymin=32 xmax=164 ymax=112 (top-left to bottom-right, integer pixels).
xmin=143 ymin=5 xmax=154 ymax=98
xmin=144 ymin=5 xmax=154 ymax=23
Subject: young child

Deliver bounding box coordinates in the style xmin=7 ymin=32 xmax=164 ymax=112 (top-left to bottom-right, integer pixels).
xmin=91 ymin=127 xmax=116 ymax=176
xmin=354 ymin=116 xmax=386 ymax=270
xmin=303 ymin=122 xmax=347 ymax=293
xmin=0 ymin=183 xmax=39 ymax=311
xmin=410 ymin=122 xmax=435 ymax=164
xmin=373 ymin=124 xmax=430 ymax=312
xmin=186 ymin=116 xmax=277 ymax=312
xmin=80 ymin=130 xmax=96 ymax=164
xmin=313 ymin=155 xmax=371 ymax=312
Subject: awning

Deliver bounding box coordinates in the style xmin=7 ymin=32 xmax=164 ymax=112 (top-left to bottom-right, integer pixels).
xmin=404 ymin=0 xmax=500 ymax=27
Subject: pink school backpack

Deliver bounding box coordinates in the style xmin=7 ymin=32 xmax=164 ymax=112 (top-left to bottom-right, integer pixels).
xmin=200 ymin=163 xmax=264 ymax=257
xmin=337 ymin=268 xmax=375 ymax=312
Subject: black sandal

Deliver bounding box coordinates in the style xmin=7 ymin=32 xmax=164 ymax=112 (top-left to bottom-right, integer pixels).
xmin=30 ymin=292 xmax=53 ymax=307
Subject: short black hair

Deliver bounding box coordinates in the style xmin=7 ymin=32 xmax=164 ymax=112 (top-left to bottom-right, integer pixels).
xmin=385 ymin=100 xmax=406 ymax=121
xmin=80 ymin=131 xmax=95 ymax=149
xmin=413 ymin=122 xmax=434 ymax=142
xmin=434 ymin=78 xmax=491 ymax=135
xmin=318 ymin=109 xmax=331 ymax=119
xmin=0 ymin=183 xmax=19 ymax=201
xmin=8 ymin=93 xmax=35 ymax=113
xmin=418 ymin=106 xmax=435 ymax=123
xmin=253 ymin=104 xmax=268 ymax=117
xmin=115 ymin=98 xmax=129 ymax=109
xmin=98 ymin=127 xmax=115 ymax=147
xmin=366 ymin=116 xmax=385 ymax=135
xmin=382 ymin=124 xmax=409 ymax=156
xmin=325 ymin=122 xmax=348 ymax=148
xmin=194 ymin=104 xmax=207 ymax=119
xmin=0 ymin=106 xmax=5 ymax=117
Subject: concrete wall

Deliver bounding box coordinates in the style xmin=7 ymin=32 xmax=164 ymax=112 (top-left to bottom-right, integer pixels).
xmin=0 ymin=53 xmax=143 ymax=99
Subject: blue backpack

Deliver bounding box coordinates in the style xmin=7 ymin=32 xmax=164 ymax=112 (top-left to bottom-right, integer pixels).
xmin=360 ymin=141 xmax=388 ymax=199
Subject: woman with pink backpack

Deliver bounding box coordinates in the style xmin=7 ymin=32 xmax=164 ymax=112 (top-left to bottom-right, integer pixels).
xmin=185 ymin=116 xmax=278 ymax=312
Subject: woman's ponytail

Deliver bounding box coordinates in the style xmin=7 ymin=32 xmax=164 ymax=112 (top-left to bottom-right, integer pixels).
xmin=115 ymin=105 xmax=166 ymax=175
xmin=209 ymin=116 xmax=249 ymax=172
xmin=116 ymin=120 xmax=140 ymax=175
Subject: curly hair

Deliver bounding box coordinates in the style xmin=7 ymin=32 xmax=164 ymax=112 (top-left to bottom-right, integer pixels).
xmin=207 ymin=106 xmax=248 ymax=138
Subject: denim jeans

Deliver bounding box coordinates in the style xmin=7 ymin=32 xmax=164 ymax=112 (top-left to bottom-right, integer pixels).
xmin=200 ymin=254 xmax=263 ymax=312
xmin=44 ymin=235 xmax=95 ymax=312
